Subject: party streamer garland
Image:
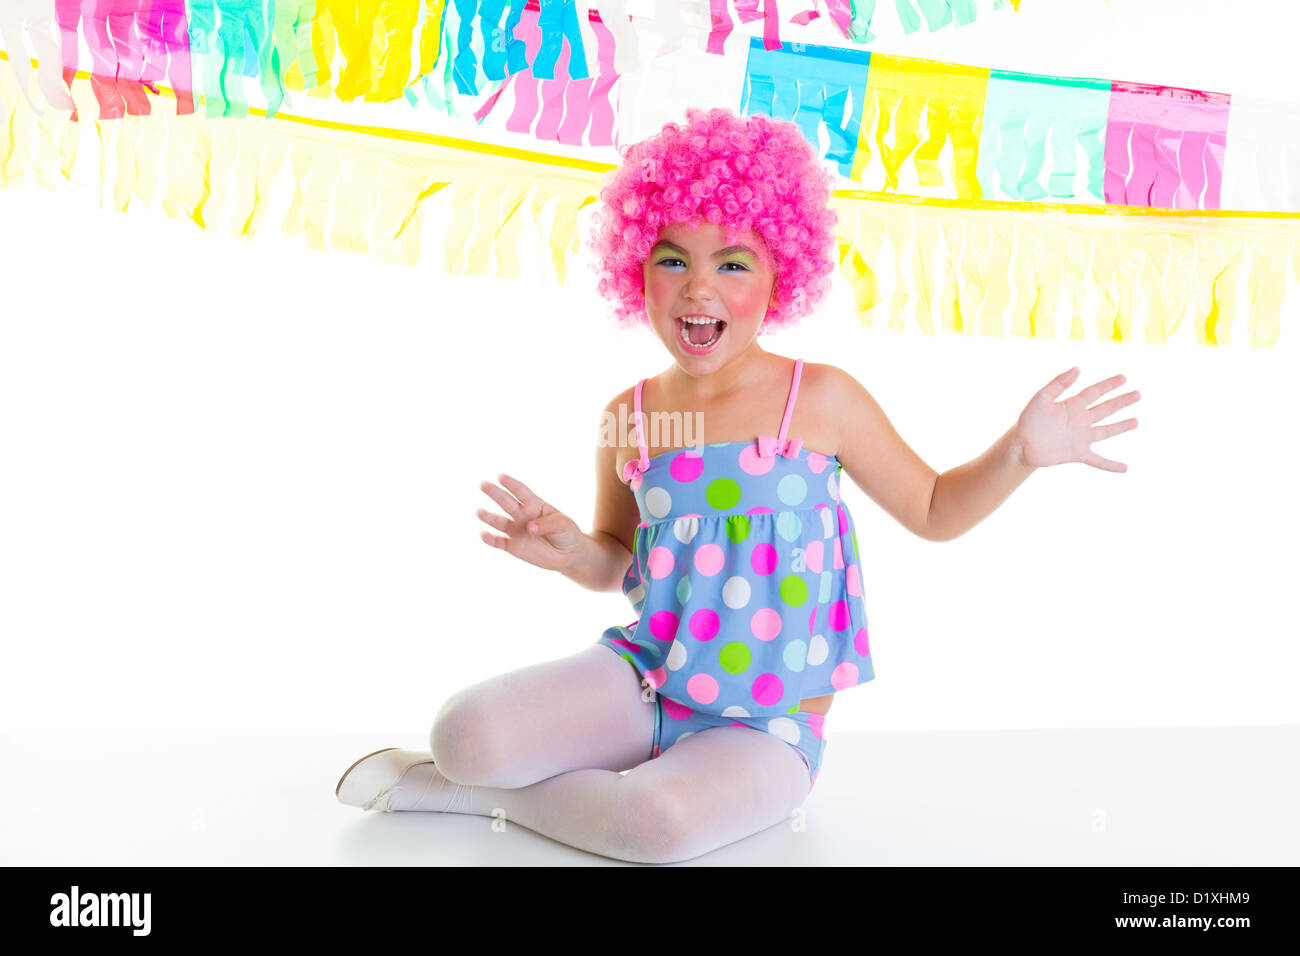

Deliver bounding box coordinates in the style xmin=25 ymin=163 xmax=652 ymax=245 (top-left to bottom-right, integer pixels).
xmin=0 ymin=0 xmax=1022 ymax=122
xmin=741 ymin=41 xmax=1274 ymax=211
xmin=2 ymin=58 xmax=1295 ymax=348
xmin=2 ymin=0 xmax=1298 ymax=348
xmin=3 ymin=3 xmax=1295 ymax=216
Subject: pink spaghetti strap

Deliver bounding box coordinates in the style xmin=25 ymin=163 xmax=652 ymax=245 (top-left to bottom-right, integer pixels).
xmin=776 ymin=359 xmax=804 ymax=442
xmin=633 ymin=378 xmax=649 ymax=467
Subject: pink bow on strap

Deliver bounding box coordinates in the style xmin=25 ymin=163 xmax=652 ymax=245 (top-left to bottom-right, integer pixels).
xmin=623 ymin=458 xmax=648 ymax=482
xmin=756 ymin=435 xmax=804 ymax=458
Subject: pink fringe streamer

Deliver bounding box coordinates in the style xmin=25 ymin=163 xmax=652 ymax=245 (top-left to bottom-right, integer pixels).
xmin=708 ymin=0 xmax=783 ymax=55
xmin=55 ymin=0 xmax=194 ymax=121
xmin=1103 ymin=81 xmax=1230 ymax=210
xmin=476 ymin=4 xmax=620 ymax=147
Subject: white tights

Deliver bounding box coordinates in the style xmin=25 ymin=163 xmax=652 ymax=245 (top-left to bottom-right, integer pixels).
xmin=386 ymin=644 xmax=813 ymax=864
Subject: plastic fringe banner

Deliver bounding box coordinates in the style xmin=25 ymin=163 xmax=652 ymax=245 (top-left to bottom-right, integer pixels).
xmin=0 ymin=0 xmax=1025 ymax=124
xmin=832 ymin=194 xmax=1296 ymax=348
xmin=740 ymin=38 xmax=1300 ymax=213
xmin=470 ymin=0 xmax=622 ymax=146
xmin=3 ymin=62 xmax=1294 ymax=348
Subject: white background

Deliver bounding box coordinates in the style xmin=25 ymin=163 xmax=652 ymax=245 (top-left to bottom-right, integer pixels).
xmin=1 ymin=0 xmax=1297 ymax=740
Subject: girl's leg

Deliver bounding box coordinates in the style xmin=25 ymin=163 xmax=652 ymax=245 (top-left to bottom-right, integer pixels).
xmin=392 ymin=723 xmax=812 ymax=864
xmin=428 ymin=643 xmax=655 ymax=788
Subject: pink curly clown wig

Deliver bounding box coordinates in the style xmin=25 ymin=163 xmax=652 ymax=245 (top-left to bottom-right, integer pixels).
xmin=588 ymin=108 xmax=839 ymax=333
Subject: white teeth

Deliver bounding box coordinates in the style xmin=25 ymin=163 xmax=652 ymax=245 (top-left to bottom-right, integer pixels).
xmin=681 ymin=316 xmax=719 ymax=325
xmin=679 ymin=321 xmax=721 ymax=348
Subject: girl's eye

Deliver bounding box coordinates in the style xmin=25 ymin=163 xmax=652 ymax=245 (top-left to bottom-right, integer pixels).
xmin=653 ymin=257 xmax=750 ymax=272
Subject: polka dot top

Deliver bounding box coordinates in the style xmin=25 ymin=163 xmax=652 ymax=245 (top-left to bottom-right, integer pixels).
xmin=599 ymin=359 xmax=875 ymax=719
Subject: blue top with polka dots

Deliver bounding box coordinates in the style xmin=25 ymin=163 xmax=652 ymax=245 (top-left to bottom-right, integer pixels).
xmin=599 ymin=358 xmax=876 ymax=718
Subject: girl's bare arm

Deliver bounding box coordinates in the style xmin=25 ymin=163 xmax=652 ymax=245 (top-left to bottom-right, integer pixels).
xmin=828 ymin=366 xmax=1028 ymax=543
xmin=829 ymin=366 xmax=1138 ymax=543
xmin=824 ymin=366 xmax=942 ymax=541
xmin=562 ymin=392 xmax=641 ymax=591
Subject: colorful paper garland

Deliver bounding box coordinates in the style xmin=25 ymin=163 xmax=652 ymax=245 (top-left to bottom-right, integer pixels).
xmin=0 ymin=0 xmax=1022 ymax=121
xmin=740 ymin=40 xmax=1266 ymax=210
xmin=2 ymin=60 xmax=1295 ymax=349
xmin=6 ymin=4 xmax=1298 ymax=218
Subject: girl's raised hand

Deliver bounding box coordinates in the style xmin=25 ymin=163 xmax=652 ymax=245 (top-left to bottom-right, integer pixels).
xmin=477 ymin=473 xmax=584 ymax=571
xmin=1014 ymin=368 xmax=1141 ymax=472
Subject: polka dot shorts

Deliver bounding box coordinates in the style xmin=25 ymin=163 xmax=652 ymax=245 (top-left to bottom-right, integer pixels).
xmin=649 ymin=677 xmax=829 ymax=793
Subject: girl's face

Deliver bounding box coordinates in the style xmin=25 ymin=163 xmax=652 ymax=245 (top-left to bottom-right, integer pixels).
xmin=642 ymin=220 xmax=778 ymax=375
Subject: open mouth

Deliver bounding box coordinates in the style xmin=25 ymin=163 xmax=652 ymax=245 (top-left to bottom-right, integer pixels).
xmin=676 ymin=316 xmax=726 ymax=352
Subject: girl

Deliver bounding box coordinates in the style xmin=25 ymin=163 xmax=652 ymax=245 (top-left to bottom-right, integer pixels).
xmin=334 ymin=108 xmax=1140 ymax=864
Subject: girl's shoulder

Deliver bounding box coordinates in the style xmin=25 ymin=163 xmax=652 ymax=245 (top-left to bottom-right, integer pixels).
xmin=798 ymin=361 xmax=864 ymax=405
xmin=602 ymin=382 xmax=637 ymax=417
xmin=792 ymin=362 xmax=875 ymax=459
xmin=600 ymin=365 xmax=673 ymax=416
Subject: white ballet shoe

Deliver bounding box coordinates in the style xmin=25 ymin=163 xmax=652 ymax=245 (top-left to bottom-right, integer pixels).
xmin=335 ymin=747 xmax=437 ymax=812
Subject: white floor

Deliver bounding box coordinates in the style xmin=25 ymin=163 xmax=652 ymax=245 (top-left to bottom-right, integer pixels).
xmin=2 ymin=727 xmax=1295 ymax=866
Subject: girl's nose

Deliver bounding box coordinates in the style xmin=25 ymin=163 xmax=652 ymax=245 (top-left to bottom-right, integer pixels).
xmin=683 ymin=270 xmax=715 ymax=301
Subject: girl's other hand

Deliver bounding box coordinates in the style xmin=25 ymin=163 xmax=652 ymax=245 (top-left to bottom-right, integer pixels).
xmin=1014 ymin=368 xmax=1141 ymax=472
xmin=477 ymin=473 xmax=584 ymax=571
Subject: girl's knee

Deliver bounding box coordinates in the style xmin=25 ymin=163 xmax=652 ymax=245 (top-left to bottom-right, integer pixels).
xmin=612 ymin=780 xmax=710 ymax=865
xmin=428 ymin=694 xmax=505 ymax=785
xmin=614 ymin=750 xmax=808 ymax=863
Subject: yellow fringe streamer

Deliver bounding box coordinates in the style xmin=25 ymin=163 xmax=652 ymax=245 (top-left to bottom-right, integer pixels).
xmin=286 ymin=0 xmax=442 ymax=102
xmin=830 ymin=194 xmax=1298 ymax=347
xmin=2 ymin=62 xmax=1296 ymax=347
xmin=308 ymin=0 xmax=424 ymax=103
xmin=852 ymin=55 xmax=990 ymax=198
